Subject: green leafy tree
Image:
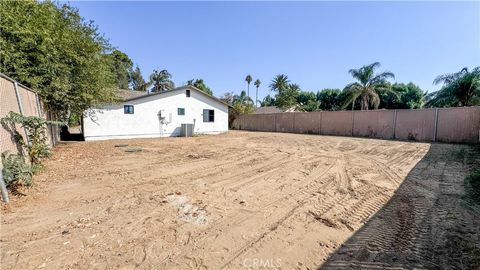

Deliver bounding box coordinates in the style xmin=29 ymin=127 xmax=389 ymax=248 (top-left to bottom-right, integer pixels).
xmin=343 ymin=62 xmax=396 ymax=110
xmin=427 ymin=67 xmax=480 ymax=107
xmin=380 ymin=83 xmax=425 ymax=109
xmin=269 ymin=75 xmax=300 ymax=109
xmin=150 ymin=69 xmax=174 ymax=92
xmin=277 ymin=83 xmax=300 ymax=109
xmin=317 ymin=89 xmax=342 ymax=111
xmin=245 ymin=75 xmax=253 ymax=99
xmin=261 ymin=95 xmax=276 ymax=107
xmin=129 ymin=66 xmax=151 ymax=91
xmin=233 ymin=90 xmax=253 ymax=105
xmin=108 ymin=49 xmax=133 ymax=89
xmin=231 ymin=101 xmax=254 ymax=115
xmin=297 ymin=91 xmax=319 ymax=111
xmin=189 ymin=79 xmax=213 ymax=95
xmin=229 ymin=90 xmax=254 ymax=128
xmin=0 ymin=0 xmax=117 ymax=118
xmin=254 ymin=79 xmax=261 ymax=107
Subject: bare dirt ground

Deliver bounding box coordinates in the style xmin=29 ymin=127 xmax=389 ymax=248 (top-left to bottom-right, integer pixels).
xmin=1 ymin=131 xmax=479 ymax=269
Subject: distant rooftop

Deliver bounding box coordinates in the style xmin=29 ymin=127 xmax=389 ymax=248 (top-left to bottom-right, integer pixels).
xmin=115 ymin=89 xmax=146 ymax=101
xmin=253 ymin=106 xmax=284 ymax=114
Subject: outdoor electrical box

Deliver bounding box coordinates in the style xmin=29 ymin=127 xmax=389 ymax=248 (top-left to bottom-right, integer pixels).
xmin=181 ymin=124 xmax=194 ymax=137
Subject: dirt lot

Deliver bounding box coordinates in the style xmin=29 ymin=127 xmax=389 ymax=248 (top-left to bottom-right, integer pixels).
xmin=1 ymin=131 xmax=479 ymax=269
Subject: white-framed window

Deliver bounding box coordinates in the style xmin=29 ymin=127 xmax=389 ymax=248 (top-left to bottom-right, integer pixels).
xmin=124 ymin=105 xmax=134 ymax=114
xmin=178 ymin=108 xmax=185 ymax=115
xmin=203 ymin=109 xmax=214 ymax=122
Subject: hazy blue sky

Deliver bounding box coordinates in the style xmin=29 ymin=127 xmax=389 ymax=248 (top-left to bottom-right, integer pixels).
xmin=69 ymin=1 xmax=479 ymax=100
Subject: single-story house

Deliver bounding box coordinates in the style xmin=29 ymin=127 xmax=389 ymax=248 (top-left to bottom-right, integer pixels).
xmin=82 ymin=86 xmax=228 ymax=141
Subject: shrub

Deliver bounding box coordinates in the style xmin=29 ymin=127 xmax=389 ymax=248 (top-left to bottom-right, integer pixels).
xmin=1 ymin=111 xmax=61 ymax=165
xmin=1 ymin=152 xmax=33 ymax=188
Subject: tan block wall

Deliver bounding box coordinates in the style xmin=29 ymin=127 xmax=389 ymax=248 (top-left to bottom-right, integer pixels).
xmin=394 ymin=109 xmax=436 ymax=141
xmin=294 ymin=112 xmax=321 ymax=134
xmin=1 ymin=75 xmax=55 ymax=168
xmin=0 ymin=77 xmax=23 ymax=155
xmin=436 ymin=107 xmax=480 ymax=143
xmin=234 ymin=106 xmax=480 ymax=144
xmin=243 ymin=113 xmax=276 ymax=132
xmin=353 ymin=110 xmax=395 ymax=139
xmin=275 ymin=113 xmax=295 ymax=133
xmin=321 ymin=111 xmax=354 ymax=136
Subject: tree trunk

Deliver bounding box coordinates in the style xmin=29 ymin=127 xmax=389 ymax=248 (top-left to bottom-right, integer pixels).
xmin=361 ymin=95 xmax=369 ymax=110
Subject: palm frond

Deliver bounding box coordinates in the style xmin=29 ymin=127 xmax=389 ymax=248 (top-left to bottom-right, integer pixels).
xmin=341 ymin=86 xmax=362 ymax=109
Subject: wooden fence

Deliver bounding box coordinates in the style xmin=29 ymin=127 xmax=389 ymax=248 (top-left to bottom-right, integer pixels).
xmin=232 ymin=107 xmax=480 ymax=144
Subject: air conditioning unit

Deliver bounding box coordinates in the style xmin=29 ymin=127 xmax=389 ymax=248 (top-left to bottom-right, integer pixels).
xmin=181 ymin=123 xmax=194 ymax=137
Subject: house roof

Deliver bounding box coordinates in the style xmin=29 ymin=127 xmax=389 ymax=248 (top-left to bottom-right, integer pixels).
xmin=115 ymin=89 xmax=147 ymax=101
xmin=117 ymin=86 xmax=229 ymax=106
xmin=253 ymin=106 xmax=283 ymax=114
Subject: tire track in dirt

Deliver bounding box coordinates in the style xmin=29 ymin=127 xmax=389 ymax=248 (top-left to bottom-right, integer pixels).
xmin=322 ymin=144 xmax=474 ymax=270
xmin=166 ymin=154 xmax=342 ymax=268
xmin=5 ymin=132 xmax=453 ymax=270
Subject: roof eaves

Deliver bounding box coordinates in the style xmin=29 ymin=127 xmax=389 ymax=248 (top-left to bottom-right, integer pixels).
xmin=123 ymin=85 xmax=229 ymax=107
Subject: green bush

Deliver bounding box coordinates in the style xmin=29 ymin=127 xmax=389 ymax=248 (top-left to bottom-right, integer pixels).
xmin=1 ymin=111 xmax=61 ymax=165
xmin=1 ymin=152 xmax=33 ymax=188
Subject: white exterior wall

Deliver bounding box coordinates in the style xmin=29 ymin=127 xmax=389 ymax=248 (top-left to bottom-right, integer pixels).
xmin=83 ymin=89 xmax=228 ymax=141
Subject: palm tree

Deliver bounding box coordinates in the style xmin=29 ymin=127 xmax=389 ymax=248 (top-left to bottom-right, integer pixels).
xmin=269 ymin=74 xmax=290 ymax=92
xmin=150 ymin=69 xmax=174 ymax=92
xmin=245 ymin=75 xmax=252 ymax=99
xmin=343 ymin=62 xmax=396 ymax=110
xmin=233 ymin=90 xmax=253 ymax=105
xmin=428 ymin=67 xmax=480 ymax=107
xmin=254 ymin=79 xmax=261 ymax=107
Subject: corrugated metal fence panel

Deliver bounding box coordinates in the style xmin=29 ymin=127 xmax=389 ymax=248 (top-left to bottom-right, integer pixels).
xmin=321 ymin=111 xmax=354 ymax=136
xmin=436 ymin=107 xmax=480 ymax=143
xmin=394 ymin=109 xmax=436 ymax=141
xmin=294 ymin=112 xmax=321 ymax=134
xmin=353 ymin=110 xmax=395 ymax=139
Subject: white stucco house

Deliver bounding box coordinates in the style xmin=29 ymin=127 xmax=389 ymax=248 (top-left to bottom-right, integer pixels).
xmin=82 ymin=86 xmax=228 ymax=141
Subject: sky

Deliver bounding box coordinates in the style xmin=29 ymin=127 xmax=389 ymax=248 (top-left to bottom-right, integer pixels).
xmin=68 ymin=1 xmax=480 ymax=100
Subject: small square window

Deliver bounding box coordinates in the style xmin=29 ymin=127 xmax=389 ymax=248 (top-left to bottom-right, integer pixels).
xmin=124 ymin=105 xmax=134 ymax=114
xmin=203 ymin=109 xmax=214 ymax=122
xmin=186 ymin=90 xmax=191 ymax=97
xmin=178 ymin=108 xmax=185 ymax=115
